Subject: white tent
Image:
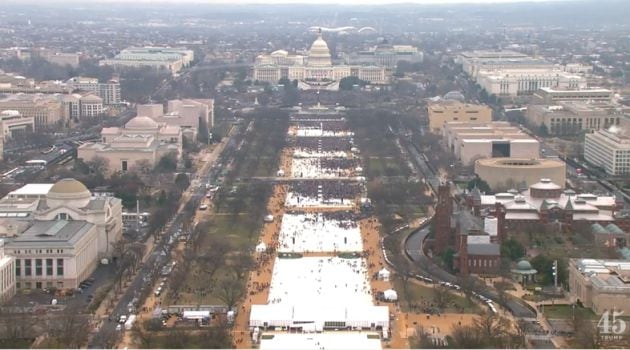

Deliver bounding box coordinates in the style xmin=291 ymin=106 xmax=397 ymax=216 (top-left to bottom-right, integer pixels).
xmin=383 ymin=289 xmax=398 ymax=301
xmin=378 ymin=268 xmax=391 ymax=281
xmin=183 ymin=310 xmax=210 ymax=320
xmin=256 ymin=242 xmax=267 ymax=253
xmin=264 ymin=215 xmax=274 ymax=223
xmin=355 ymin=167 xmax=363 ymax=172
xmin=277 ymin=169 xmax=285 ymax=177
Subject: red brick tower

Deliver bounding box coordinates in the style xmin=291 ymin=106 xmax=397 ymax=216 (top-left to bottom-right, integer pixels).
xmin=434 ymin=183 xmax=453 ymax=254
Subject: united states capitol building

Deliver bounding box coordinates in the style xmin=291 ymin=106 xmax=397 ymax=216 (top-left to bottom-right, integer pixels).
xmin=253 ymin=31 xmax=388 ymax=90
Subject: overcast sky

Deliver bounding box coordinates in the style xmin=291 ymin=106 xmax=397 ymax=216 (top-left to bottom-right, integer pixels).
xmin=32 ymin=0 xmax=573 ymax=4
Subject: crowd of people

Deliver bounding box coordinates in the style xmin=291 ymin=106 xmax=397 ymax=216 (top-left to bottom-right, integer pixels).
xmin=296 ymin=120 xmax=348 ymax=131
xmin=295 ymin=137 xmax=352 ymax=152
xmin=291 ymin=158 xmax=354 ymax=178
xmin=278 ymin=212 xmax=362 ymax=253
xmin=291 ymin=114 xmax=345 ymax=121
xmin=241 ymin=112 xmax=398 ymax=347
xmin=266 ymin=257 xmax=373 ymax=306
xmin=288 ymin=181 xmax=360 ymax=199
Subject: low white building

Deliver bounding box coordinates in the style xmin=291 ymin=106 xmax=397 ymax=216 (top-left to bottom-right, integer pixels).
xmin=62 ymin=93 xmax=104 ymax=119
xmin=584 ymin=127 xmax=630 ymax=176
xmin=137 ymin=99 xmax=214 ymax=139
xmin=0 ymin=240 xmax=16 ymax=303
xmin=443 ymin=121 xmax=540 ymax=165
xmin=78 ymin=116 xmax=182 ymax=173
xmin=66 ymin=76 xmax=121 ymax=105
xmin=0 ymin=110 xmax=34 ymax=139
xmin=0 ymin=178 xmax=123 ymax=259
xmin=5 ymin=220 xmax=98 ymax=290
xmin=477 ymin=69 xmax=586 ymax=96
xmin=99 ymin=47 xmax=194 ymax=74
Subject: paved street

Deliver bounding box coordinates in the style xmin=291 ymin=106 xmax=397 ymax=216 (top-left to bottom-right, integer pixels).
xmin=88 ymin=124 xmax=241 ymax=348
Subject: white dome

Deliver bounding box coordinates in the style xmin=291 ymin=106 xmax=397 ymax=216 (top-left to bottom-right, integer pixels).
xmin=126 ymin=116 xmax=159 ymax=130
xmin=308 ymin=32 xmax=332 ymax=67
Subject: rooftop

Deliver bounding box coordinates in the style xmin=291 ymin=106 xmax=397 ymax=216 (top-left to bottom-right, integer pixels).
xmin=10 ymin=220 xmax=94 ymax=247
xmin=8 ymin=184 xmax=54 ymax=197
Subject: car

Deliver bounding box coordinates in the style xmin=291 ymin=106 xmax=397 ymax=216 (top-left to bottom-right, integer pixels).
xmin=198 ymin=204 xmax=208 ymax=210
xmin=116 ymin=324 xmax=122 ymax=331
xmin=119 ymin=315 xmax=128 ymax=324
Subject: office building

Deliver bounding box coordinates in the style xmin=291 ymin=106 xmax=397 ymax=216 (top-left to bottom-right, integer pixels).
xmin=40 ymin=51 xmax=80 ymax=68
xmin=476 ymin=69 xmax=586 ymax=96
xmin=0 ymin=240 xmax=15 ymax=303
xmin=526 ymin=102 xmax=625 ymax=136
xmin=66 ymin=77 xmax=122 ymax=105
xmin=569 ymin=259 xmax=630 ymax=315
xmin=457 ymin=50 xmax=540 ymax=78
xmin=443 ymin=121 xmax=539 ymax=165
xmin=137 ymin=99 xmax=214 ymax=139
xmin=342 ymin=43 xmax=423 ymax=68
xmin=532 ymin=87 xmax=613 ymax=104
xmin=427 ymin=100 xmax=492 ymax=133
xmin=99 ymin=47 xmax=194 ymax=74
xmin=0 ymin=110 xmax=35 ymax=139
xmin=78 ymin=116 xmax=182 ymax=173
xmin=62 ymin=92 xmax=104 ymax=119
xmin=584 ymin=127 xmax=630 ymax=176
xmin=0 ymin=94 xmax=64 ymax=129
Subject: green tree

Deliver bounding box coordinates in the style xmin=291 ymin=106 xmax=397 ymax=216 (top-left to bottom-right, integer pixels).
xmin=441 ymin=248 xmax=455 ymax=272
xmin=467 ymin=177 xmax=491 ymax=194
xmin=339 ymin=76 xmax=369 ymax=90
xmin=197 ymin=115 xmax=210 ymax=144
xmin=174 ymin=173 xmax=190 ymax=192
xmin=501 ymin=238 xmax=526 ymax=261
xmin=531 ymin=254 xmax=568 ymax=286
xmin=155 ymin=152 xmax=177 ymax=172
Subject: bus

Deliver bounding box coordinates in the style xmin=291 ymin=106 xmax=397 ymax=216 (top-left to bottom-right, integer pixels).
xmin=25 ymin=159 xmax=48 ymax=167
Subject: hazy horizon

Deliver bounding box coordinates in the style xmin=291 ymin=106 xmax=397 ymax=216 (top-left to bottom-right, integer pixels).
xmin=4 ymin=0 xmax=579 ymax=4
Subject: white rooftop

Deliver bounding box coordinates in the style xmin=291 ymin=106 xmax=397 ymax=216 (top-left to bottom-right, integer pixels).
xmin=259 ymin=332 xmax=382 ymax=350
xmin=8 ymin=184 xmax=54 ymax=197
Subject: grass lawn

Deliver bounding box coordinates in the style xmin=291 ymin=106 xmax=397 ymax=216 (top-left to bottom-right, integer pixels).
xmin=366 ymin=157 xmax=409 ymax=178
xmin=542 ymin=304 xmax=598 ymax=320
xmin=393 ymin=278 xmax=481 ymax=314
xmin=171 ymin=214 xmax=261 ymax=305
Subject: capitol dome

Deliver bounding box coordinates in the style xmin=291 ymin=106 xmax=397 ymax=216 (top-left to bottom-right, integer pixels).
xmin=126 ymin=116 xmax=159 ymax=130
xmin=308 ymin=31 xmax=332 ymax=67
xmin=47 ymin=178 xmax=91 ymax=208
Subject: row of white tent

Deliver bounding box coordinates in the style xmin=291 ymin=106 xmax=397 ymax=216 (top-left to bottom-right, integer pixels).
xmin=250 ymin=304 xmax=389 ymax=330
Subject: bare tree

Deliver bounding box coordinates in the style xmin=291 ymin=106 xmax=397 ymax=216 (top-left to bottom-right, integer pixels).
xmin=196 ymin=236 xmax=231 ymax=279
xmin=572 ymin=311 xmax=601 ymax=348
xmin=409 ymin=326 xmax=437 ymax=348
xmin=230 ymin=251 xmax=255 ymax=280
xmin=433 ymin=284 xmax=454 ymax=310
xmin=217 ymin=278 xmax=244 ymax=311
xmin=43 ymin=307 xmax=90 ymax=348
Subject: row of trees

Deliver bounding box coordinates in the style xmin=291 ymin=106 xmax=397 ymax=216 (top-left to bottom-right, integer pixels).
xmin=411 ymin=313 xmax=526 ymax=349
xmin=0 ymin=306 xmax=92 ymax=349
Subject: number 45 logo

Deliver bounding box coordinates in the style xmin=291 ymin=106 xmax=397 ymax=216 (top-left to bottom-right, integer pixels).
xmin=597 ymin=310 xmax=626 ymax=335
